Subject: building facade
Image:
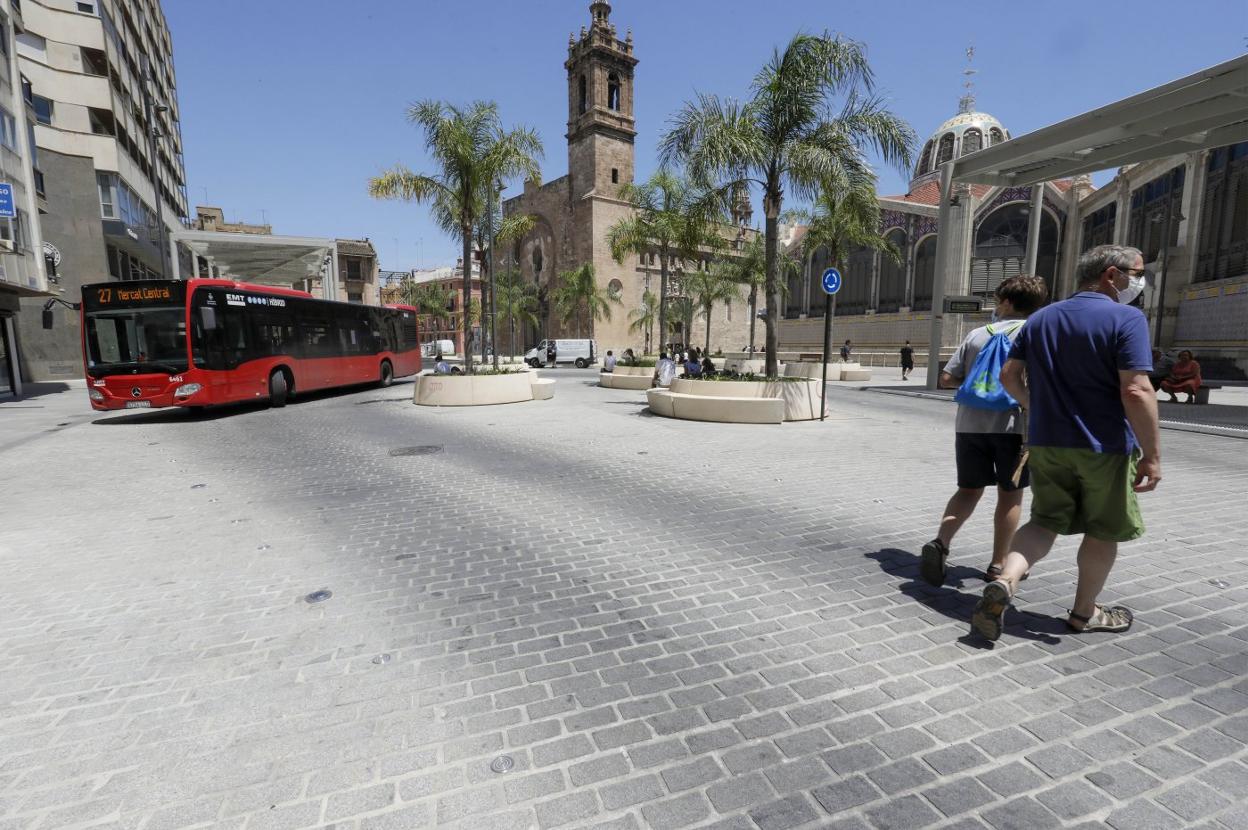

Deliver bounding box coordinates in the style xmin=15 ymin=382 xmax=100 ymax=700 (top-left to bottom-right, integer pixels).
xmin=780 ymin=100 xmax=1248 ymax=377
xmin=0 ymin=3 xmax=50 ymax=396
xmin=335 ymin=238 xmax=378 ymax=305
xmin=502 ymin=1 xmax=756 ymax=358
xmin=15 ymin=0 xmax=188 ymax=382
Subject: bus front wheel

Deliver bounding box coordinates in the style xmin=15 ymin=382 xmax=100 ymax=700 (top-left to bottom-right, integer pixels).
xmin=379 ymin=360 xmax=394 ymax=387
xmin=269 ymin=371 xmax=289 ymax=408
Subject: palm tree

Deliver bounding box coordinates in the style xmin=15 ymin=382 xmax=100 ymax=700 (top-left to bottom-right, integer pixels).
xmin=661 ymin=33 xmax=915 ymax=376
xmin=473 ymin=198 xmax=536 ymax=367
xmin=666 ymin=296 xmax=695 ymax=350
xmin=369 ymin=100 xmax=543 ymax=373
xmin=719 ymin=234 xmax=798 ymax=354
xmin=685 ymin=264 xmax=742 ymax=355
xmin=628 ymin=289 xmax=659 ymax=354
xmin=606 ymin=171 xmax=726 ymax=354
xmin=495 ymin=267 xmax=539 ymax=358
xmin=798 ymin=170 xmax=900 ymax=319
xmin=552 ymin=263 xmax=619 ymax=338
xmin=402 ymin=280 xmax=455 ymax=339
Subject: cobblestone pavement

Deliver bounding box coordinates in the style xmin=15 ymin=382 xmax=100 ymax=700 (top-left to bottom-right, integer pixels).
xmin=2 ymin=370 xmax=1245 ymax=830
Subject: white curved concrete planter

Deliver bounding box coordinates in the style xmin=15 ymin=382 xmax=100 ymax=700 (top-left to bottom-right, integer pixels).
xmin=647 ymin=377 xmax=823 ymax=422
xmin=720 ymin=358 xmax=786 ymax=375
xmin=599 ymin=367 xmax=654 ymax=391
xmin=414 ymin=370 xmax=551 ymax=406
xmin=784 ymin=362 xmax=842 ymax=381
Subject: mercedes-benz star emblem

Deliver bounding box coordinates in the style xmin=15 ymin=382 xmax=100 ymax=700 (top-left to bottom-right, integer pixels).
xmin=131 ymin=387 xmax=142 ymax=398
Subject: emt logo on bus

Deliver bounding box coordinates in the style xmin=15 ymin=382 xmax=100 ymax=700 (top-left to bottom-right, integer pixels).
xmin=96 ymin=286 xmax=173 ymax=304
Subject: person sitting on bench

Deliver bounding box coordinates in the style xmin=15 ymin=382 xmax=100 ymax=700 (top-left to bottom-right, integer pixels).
xmin=1160 ymin=350 xmax=1201 ymax=404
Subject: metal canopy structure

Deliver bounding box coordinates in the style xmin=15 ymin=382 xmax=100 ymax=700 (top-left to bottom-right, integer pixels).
xmin=170 ymin=229 xmax=340 ymax=300
xmin=926 ymin=55 xmax=1248 ymax=387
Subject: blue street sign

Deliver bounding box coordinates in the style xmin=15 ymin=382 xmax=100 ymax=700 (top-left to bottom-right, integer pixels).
xmin=0 ymin=182 xmax=14 ymax=219
xmin=821 ymin=267 xmax=842 ymax=295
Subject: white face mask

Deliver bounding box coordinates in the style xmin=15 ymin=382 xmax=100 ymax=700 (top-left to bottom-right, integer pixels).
xmin=1115 ymin=273 xmax=1146 ymax=305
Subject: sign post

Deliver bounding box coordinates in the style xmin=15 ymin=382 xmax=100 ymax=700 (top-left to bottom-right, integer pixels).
xmin=820 ymin=267 xmax=842 ymax=421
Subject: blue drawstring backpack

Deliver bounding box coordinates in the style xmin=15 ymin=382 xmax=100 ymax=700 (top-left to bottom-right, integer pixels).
xmin=954 ymin=321 xmax=1024 ymax=411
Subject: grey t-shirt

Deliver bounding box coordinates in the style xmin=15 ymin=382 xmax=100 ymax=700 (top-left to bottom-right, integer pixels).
xmin=945 ymin=321 xmax=1025 ymax=434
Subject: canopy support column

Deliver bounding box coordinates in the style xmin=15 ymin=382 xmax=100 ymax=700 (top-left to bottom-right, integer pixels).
xmin=1023 ymin=184 xmax=1045 ymax=275
xmin=925 ymin=162 xmax=955 ymax=389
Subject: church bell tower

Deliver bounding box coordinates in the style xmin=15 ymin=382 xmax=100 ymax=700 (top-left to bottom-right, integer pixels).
xmin=565 ymin=1 xmax=637 ymax=199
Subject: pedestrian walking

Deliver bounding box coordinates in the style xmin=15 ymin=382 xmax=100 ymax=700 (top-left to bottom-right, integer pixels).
xmin=920 ymin=275 xmax=1048 ymax=588
xmin=971 ymin=245 xmax=1161 ymax=641
xmin=840 ymin=340 xmax=852 ymax=362
xmin=900 ymin=340 xmax=915 ymax=381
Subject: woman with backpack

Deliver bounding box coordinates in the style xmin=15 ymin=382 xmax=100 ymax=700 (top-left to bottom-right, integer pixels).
xmin=919 ymin=275 xmax=1049 ymax=587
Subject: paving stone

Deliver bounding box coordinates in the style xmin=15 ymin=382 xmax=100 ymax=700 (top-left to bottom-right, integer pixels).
xmin=504 ymin=769 xmax=566 ymax=804
xmin=923 ymin=743 xmax=990 ymax=775
xmin=1154 ymin=781 xmax=1232 ymax=822
xmin=822 ymin=743 xmax=888 ymax=775
xmin=748 ymin=794 xmax=821 ymax=830
xmin=981 ymin=797 xmax=1062 ymax=830
xmin=975 ymin=761 xmax=1045 ymax=799
xmin=707 ymin=772 xmax=775 ymax=814
xmin=640 ymin=792 xmax=710 ymax=830
xmin=660 ymin=756 xmax=723 ymax=793
xmin=866 ymin=758 xmax=936 ymax=795
xmin=1105 ymin=799 xmax=1187 ymax=830
xmin=811 ymin=776 xmax=881 ymax=816
xmin=569 ymin=753 xmax=631 ymax=787
xmin=1032 ymin=779 xmax=1112 ymax=821
xmin=922 ymin=778 xmax=996 ymax=817
xmin=1084 ymin=761 xmax=1162 ymax=799
xmin=863 ymin=793 xmax=943 ymax=829
xmin=535 ymin=791 xmax=599 ymax=829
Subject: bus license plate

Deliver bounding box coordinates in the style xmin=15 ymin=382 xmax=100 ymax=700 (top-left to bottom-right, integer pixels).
xmin=124 ymin=400 xmax=152 ymax=409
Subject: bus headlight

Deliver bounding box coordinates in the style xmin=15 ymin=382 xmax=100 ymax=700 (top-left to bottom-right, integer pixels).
xmin=174 ymin=383 xmax=202 ymax=398
xmin=89 ymin=388 xmax=105 ymax=402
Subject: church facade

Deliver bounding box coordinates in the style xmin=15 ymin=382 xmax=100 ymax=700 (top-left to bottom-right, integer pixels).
xmin=501 ymin=2 xmax=757 ymax=358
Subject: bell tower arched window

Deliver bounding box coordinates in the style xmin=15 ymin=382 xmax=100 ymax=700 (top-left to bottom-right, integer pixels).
xmin=989 ymin=127 xmax=1005 ymax=145
xmin=578 ymin=75 xmax=587 ymax=115
xmin=917 ymin=140 xmax=934 ymax=177
xmin=607 ymin=73 xmax=620 ymax=111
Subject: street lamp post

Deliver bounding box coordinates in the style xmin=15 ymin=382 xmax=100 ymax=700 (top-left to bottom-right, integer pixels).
xmin=1151 ymin=172 xmax=1183 ymax=349
xmin=490 ymin=182 xmax=501 ymax=369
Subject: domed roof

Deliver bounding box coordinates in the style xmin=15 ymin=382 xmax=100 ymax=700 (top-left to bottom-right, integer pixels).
xmin=913 ymin=106 xmax=1011 ymax=180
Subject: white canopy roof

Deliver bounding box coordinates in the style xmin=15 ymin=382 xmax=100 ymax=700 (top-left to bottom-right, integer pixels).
xmin=949 ymin=55 xmax=1248 ymax=187
xmin=171 ymin=229 xmax=337 ymax=297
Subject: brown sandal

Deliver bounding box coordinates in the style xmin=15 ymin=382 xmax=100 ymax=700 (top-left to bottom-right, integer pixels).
xmin=1067 ymin=605 xmax=1133 ymax=633
xmin=971 ymin=580 xmax=1012 ymax=641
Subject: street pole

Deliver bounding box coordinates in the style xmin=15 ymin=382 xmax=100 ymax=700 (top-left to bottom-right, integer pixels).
xmin=490 ymin=184 xmax=500 ymax=369
xmin=1153 ymin=176 xmax=1176 ymax=349
xmin=820 ymin=291 xmax=832 ymax=421
xmin=141 ymin=60 xmax=167 ymax=280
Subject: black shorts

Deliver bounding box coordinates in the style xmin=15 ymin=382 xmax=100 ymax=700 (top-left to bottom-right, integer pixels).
xmin=955 ymin=432 xmax=1029 ymax=491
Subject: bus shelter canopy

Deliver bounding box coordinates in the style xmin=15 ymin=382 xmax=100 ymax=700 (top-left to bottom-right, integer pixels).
xmin=171 ymin=230 xmax=336 ymax=297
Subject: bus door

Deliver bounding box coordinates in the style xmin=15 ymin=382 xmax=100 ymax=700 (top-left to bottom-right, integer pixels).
xmin=191 ymin=291 xmax=230 ymax=399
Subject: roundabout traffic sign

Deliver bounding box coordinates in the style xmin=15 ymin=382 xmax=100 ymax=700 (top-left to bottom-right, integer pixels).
xmin=821 ymin=268 xmax=842 ymax=295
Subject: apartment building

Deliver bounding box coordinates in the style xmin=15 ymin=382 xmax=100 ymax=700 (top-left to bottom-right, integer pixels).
xmin=15 ymin=0 xmax=188 ymax=381
xmin=0 ymin=4 xmax=49 ymax=396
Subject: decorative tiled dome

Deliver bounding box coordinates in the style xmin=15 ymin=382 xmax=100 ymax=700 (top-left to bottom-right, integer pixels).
xmin=913 ymin=108 xmax=1010 ymax=180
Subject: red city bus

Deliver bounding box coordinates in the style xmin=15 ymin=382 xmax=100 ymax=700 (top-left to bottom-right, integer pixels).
xmin=79 ymin=278 xmax=422 ymax=411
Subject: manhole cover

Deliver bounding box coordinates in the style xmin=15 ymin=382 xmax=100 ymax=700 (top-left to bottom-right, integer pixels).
xmin=490 ymin=755 xmax=515 ymax=774
xmin=304 ymin=589 xmax=333 ymax=604
xmin=389 ymin=445 xmax=443 ymax=457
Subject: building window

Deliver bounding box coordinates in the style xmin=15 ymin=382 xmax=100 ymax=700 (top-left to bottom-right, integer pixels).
xmin=607 ymin=278 xmax=622 ymax=298
xmin=77 ymin=1 xmax=97 ymax=12
xmin=345 ymin=258 xmax=363 ymax=280
xmin=88 ymin=107 xmax=115 ymax=135
xmin=1128 ymin=166 xmax=1185 ymax=264
xmin=607 ymin=73 xmax=620 ymax=111
xmin=1195 ymin=141 xmax=1248 ymax=283
xmin=0 ymin=107 xmax=15 ymax=150
xmin=16 ymin=31 xmax=45 ymax=61
xmin=961 ymin=128 xmax=982 ymax=156
xmin=32 ymin=95 xmax=53 ymax=126
xmin=0 ymin=13 xmax=8 ymax=60
xmin=989 ymin=127 xmax=1006 ymax=145
xmin=725 ymin=298 xmax=731 ymax=322
xmin=347 ymin=292 xmax=363 ymax=303
xmin=97 ymin=172 xmax=115 ymax=218
xmin=936 ymin=132 xmax=955 ymax=166
xmin=916 ymin=140 xmax=933 ymax=176
xmin=81 ymin=47 xmax=108 ymax=76
xmin=877 ymin=229 xmax=907 ymax=312
xmin=33 ymin=169 xmax=44 ymax=197
xmin=611 ymin=168 xmax=618 ymax=184
xmin=912 ymin=235 xmax=938 ymax=311
xmin=1081 ymin=202 xmax=1116 ymax=252
xmin=578 ymin=75 xmax=587 ymax=115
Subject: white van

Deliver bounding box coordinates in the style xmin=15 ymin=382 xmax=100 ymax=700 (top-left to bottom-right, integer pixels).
xmin=421 ymin=339 xmax=456 ymax=358
xmin=524 ymin=339 xmax=597 ymax=368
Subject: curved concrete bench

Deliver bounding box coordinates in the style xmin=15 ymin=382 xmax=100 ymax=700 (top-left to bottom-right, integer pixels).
xmin=414 ymin=370 xmax=549 ymax=406
xmin=840 ymin=363 xmax=872 ymax=381
xmin=599 ymin=373 xmax=653 ymax=390
xmin=531 ymin=378 xmax=556 ymax=400
xmin=784 ymin=362 xmax=843 ymax=381
xmin=647 ymin=389 xmax=784 ymax=424
xmin=666 ymin=377 xmax=823 ymax=421
xmin=720 ymin=358 xmax=787 ymax=375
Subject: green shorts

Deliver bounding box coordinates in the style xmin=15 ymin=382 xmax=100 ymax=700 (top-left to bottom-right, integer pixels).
xmin=1028 ymin=447 xmax=1145 ymax=542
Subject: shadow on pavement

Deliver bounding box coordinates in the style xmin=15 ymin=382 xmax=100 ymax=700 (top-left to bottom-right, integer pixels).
xmin=91 ymin=383 xmax=401 ymax=425
xmin=866 ymin=547 xmax=1063 ymax=646
xmin=7 ymin=381 xmax=73 ymax=401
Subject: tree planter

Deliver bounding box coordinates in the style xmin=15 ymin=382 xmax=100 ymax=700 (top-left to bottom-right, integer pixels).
xmin=414 ymin=370 xmax=553 ymax=406
xmin=647 ymin=377 xmax=823 ymax=423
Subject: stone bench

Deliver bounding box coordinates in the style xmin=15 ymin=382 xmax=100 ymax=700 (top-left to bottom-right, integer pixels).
xmin=414 ymin=370 xmax=549 ymax=406
xmin=646 ymin=389 xmax=784 ymax=424
xmin=840 ymin=362 xmax=872 ymax=382
xmin=531 ymin=378 xmax=556 ymax=400
xmin=599 ymin=372 xmax=653 ymax=390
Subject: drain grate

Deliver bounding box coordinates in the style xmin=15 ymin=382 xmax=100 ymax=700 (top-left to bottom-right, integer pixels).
xmin=490 ymin=755 xmax=515 ymax=774
xmin=304 ymin=589 xmax=333 ymax=604
xmin=389 ymin=445 xmax=443 ymax=457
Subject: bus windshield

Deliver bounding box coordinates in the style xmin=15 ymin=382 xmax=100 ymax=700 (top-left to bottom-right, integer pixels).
xmin=84 ymin=306 xmax=189 ymax=377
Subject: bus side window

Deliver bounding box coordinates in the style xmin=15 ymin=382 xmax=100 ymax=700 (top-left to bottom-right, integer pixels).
xmin=191 ymin=289 xmax=226 ymax=370
xmin=222 ymin=305 xmax=250 ymax=368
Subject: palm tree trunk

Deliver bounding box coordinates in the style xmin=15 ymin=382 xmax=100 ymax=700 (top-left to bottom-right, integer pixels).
xmin=748 ymin=286 xmax=758 ymax=354
xmin=763 ymin=190 xmax=780 ymax=377
xmin=704 ymin=303 xmax=712 ymax=355
xmin=658 ymin=250 xmax=669 ymax=356
xmin=462 ymin=224 xmax=474 ymax=374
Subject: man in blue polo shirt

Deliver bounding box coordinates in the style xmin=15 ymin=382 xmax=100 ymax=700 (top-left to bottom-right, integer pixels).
xmin=971 ymin=245 xmax=1161 ymax=641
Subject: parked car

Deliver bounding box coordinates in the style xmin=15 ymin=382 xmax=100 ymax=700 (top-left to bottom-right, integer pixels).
xmin=524 ymin=339 xmax=597 ymax=368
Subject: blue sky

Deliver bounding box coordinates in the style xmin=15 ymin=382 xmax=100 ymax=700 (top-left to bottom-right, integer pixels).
xmin=166 ymin=0 xmax=1244 ymax=272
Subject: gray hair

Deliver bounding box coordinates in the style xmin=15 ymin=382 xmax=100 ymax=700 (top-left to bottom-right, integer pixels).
xmin=1077 ymin=244 xmax=1141 ymax=287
